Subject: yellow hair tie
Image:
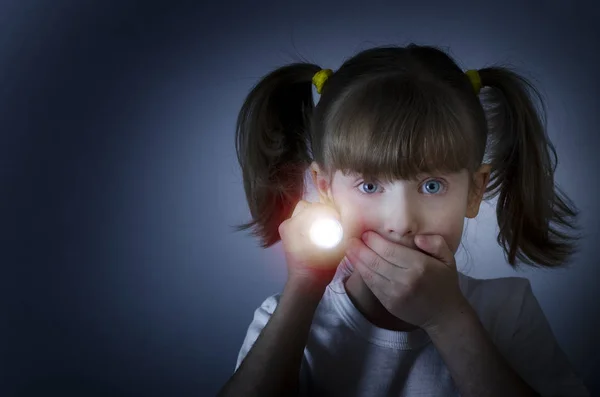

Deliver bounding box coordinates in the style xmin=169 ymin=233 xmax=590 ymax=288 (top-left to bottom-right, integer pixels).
xmin=465 ymin=69 xmax=482 ymax=94
xmin=312 ymin=69 xmax=333 ymax=94
xmin=313 ymin=68 xmax=481 ymax=95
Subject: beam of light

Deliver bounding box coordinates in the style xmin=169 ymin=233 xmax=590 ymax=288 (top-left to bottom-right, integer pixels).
xmin=309 ymin=217 xmax=343 ymax=249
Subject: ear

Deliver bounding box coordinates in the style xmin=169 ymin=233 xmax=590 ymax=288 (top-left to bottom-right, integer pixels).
xmin=310 ymin=161 xmax=334 ymax=205
xmin=466 ymin=164 xmax=491 ymax=219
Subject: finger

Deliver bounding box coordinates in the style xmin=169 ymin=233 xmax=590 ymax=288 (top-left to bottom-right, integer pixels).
xmin=361 ymin=231 xmax=413 ymax=269
xmin=353 ymin=254 xmax=392 ymax=300
xmin=414 ymin=235 xmax=455 ymax=268
xmin=346 ymin=238 xmax=394 ymax=282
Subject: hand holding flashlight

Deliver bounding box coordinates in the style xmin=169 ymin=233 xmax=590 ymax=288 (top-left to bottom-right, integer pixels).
xmin=279 ymin=200 xmax=347 ymax=287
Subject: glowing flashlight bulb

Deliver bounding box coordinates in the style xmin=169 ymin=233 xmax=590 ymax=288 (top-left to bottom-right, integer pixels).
xmin=309 ymin=218 xmax=343 ymax=249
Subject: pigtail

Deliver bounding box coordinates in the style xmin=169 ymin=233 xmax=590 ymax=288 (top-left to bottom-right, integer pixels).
xmin=232 ymin=63 xmax=322 ymax=248
xmin=478 ymin=66 xmax=581 ymax=268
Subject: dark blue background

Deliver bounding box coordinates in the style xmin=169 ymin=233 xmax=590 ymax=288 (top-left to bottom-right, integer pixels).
xmin=1 ymin=1 xmax=598 ymax=396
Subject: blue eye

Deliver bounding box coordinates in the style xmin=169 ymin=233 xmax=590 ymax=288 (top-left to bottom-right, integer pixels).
xmin=422 ymin=180 xmax=443 ymax=194
xmin=359 ymin=181 xmax=379 ymax=194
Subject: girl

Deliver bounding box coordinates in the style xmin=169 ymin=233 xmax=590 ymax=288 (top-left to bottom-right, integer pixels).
xmin=218 ymin=44 xmax=589 ymax=396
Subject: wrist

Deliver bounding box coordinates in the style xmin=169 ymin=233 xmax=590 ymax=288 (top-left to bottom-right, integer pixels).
xmin=424 ymin=297 xmax=474 ymax=338
xmin=288 ymin=266 xmax=336 ymax=290
xmin=285 ymin=275 xmax=329 ymax=302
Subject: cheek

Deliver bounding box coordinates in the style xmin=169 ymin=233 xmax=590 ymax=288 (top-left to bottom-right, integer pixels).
xmin=340 ymin=207 xmax=368 ymax=239
xmin=445 ymin=224 xmax=465 ymax=254
xmin=426 ymin=209 xmax=465 ymax=254
xmin=333 ymin=200 xmax=369 ymax=240
xmin=329 ymin=183 xmax=369 ymax=240
xmin=438 ymin=219 xmax=465 ymax=254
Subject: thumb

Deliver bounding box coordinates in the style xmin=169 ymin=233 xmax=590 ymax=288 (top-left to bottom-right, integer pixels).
xmin=414 ymin=235 xmax=456 ymax=268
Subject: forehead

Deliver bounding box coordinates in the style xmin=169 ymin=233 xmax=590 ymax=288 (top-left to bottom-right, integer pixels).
xmin=334 ymin=169 xmax=469 ymax=183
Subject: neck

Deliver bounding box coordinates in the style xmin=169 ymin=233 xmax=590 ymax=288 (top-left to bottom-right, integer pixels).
xmin=344 ymin=270 xmax=419 ymax=332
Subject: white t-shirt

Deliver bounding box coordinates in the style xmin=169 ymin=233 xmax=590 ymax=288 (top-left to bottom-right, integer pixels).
xmin=235 ymin=258 xmax=590 ymax=396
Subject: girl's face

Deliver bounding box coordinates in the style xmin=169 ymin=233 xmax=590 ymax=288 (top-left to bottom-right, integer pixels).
xmin=310 ymin=162 xmax=490 ymax=254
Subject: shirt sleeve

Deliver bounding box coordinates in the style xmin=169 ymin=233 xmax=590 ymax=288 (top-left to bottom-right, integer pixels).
xmin=499 ymin=279 xmax=590 ymax=397
xmin=233 ymin=294 xmax=311 ymax=397
xmin=234 ymin=294 xmax=280 ymax=372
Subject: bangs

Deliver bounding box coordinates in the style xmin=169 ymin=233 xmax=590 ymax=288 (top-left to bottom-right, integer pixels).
xmin=323 ymin=77 xmax=477 ymax=182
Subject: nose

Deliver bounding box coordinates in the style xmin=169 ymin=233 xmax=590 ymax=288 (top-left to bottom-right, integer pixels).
xmin=381 ymin=193 xmax=419 ymax=239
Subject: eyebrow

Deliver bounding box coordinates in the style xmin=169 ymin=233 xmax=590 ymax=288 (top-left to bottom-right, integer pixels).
xmin=347 ymin=172 xmax=457 ymax=183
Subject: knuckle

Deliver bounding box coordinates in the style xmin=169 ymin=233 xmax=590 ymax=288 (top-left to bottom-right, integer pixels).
xmin=405 ymin=272 xmax=420 ymax=289
xmin=403 ymin=283 xmax=418 ymax=301
xmin=278 ymin=221 xmax=287 ymax=236
xmin=383 ymin=245 xmax=395 ymax=260
xmin=361 ymin=266 xmax=372 ymax=281
xmin=387 ymin=286 xmax=400 ymax=301
xmin=368 ymin=256 xmax=379 ymax=272
xmin=294 ymin=200 xmax=309 ymax=215
xmin=412 ymin=272 xmax=426 ymax=287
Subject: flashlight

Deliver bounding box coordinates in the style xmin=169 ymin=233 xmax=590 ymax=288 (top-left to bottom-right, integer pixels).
xmin=309 ymin=217 xmax=343 ymax=249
